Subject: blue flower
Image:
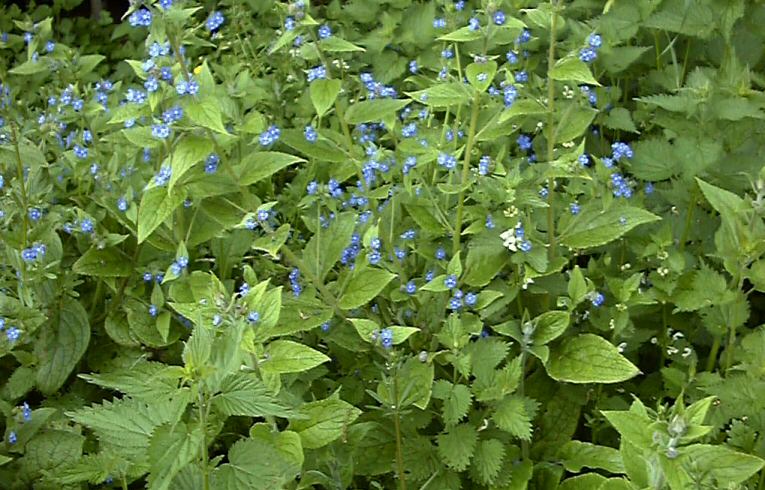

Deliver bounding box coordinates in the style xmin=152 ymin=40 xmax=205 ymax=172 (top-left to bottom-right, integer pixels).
xmin=28 ymin=208 xmax=42 ymax=221
xmin=570 ymin=202 xmax=581 ymax=215
xmin=465 ymin=292 xmax=478 ymax=307
xmin=162 ymin=106 xmax=183 ymax=123
xmin=152 ymin=124 xmax=171 ymax=140
xmin=578 ymin=154 xmax=590 ymax=167
xmin=247 ymin=311 xmax=260 ymax=323
xmin=409 ymin=60 xmax=418 ymax=74
xmin=588 ymin=33 xmax=602 ymax=48
xmin=479 ymin=155 xmax=491 ymax=175
xmin=404 ymin=280 xmax=417 ymax=294
xmin=8 ymin=431 xmax=17 ymax=445
xmin=318 ymin=24 xmax=332 ymax=39
xmin=307 ymin=65 xmax=327 ymax=82
xmin=206 ymin=11 xmax=225 ymax=32
xmin=306 ymin=180 xmax=318 ymax=195
xmin=45 ymin=41 xmax=55 ymax=53
xmin=515 ymin=71 xmax=529 ymax=83
xmin=128 ymin=8 xmax=152 ymax=27
xmin=468 ymin=17 xmax=480 ymax=31
xmin=579 ymin=47 xmax=598 ymax=63
xmin=445 ymin=274 xmax=458 ymax=289
xmin=21 ymin=402 xmax=31 ymax=421
xmin=486 ymin=215 xmax=495 ymax=229
xmin=380 ymin=328 xmax=393 ymax=349
xmin=160 ymin=0 xmax=173 ymax=10
xmin=205 ymin=153 xmax=219 ymax=174
xmin=493 ymin=10 xmax=506 ymax=25
xmin=516 ymin=29 xmax=531 ymax=44
xmin=517 ymin=134 xmax=532 ymax=150
xmin=437 ymin=152 xmax=457 ymax=170
xmin=519 ymin=240 xmax=532 ymax=253
xmin=154 ymin=166 xmax=172 ymax=186
xmin=448 ymin=295 xmax=463 ymax=310
xmin=611 ymin=141 xmax=634 ymax=161
xmin=304 ymin=125 xmax=318 ymax=142
xmin=591 ymin=292 xmax=605 ymax=307
xmin=74 ymin=145 xmax=88 ymax=159
xmin=80 ymin=219 xmax=94 ymax=233
xmin=143 ymin=272 xmax=153 ymax=282
xmin=144 ymin=76 xmax=159 ymax=93
xmin=148 ymin=305 xmax=159 ymax=317
xmin=259 ymin=125 xmax=281 ymax=146
xmin=285 ymin=16 xmax=296 ymax=31
xmin=503 ymin=85 xmax=518 ymax=107
xmin=433 ymin=18 xmax=446 ymax=29
xmin=435 ymin=247 xmax=447 ymax=260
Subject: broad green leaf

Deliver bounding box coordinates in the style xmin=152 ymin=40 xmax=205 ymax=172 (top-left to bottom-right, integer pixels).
xmin=212 ymin=372 xmax=292 ymax=418
xmin=211 ymin=437 xmax=300 ymax=489
xmin=253 ymin=223 xmax=291 ymax=258
xmin=147 ymin=423 xmax=203 ymax=490
xmin=532 ymin=311 xmax=570 ymax=345
xmin=466 ymin=61 xmax=498 ymax=93
xmin=555 ymin=105 xmax=598 ymax=143
xmin=559 ymin=474 xmax=608 ymax=490
xmin=310 ymin=78 xmax=342 ymax=116
xmin=472 ymin=439 xmax=506 ymax=485
xmin=261 ymin=340 xmax=330 ymax=374
xmin=568 ymin=266 xmax=587 ymax=305
xmin=437 ymin=26 xmax=482 ymax=42
xmin=492 ymin=395 xmax=532 ymax=440
xmin=679 ymin=444 xmax=764 ymax=484
xmin=604 ymin=107 xmax=638 ymax=133
xmin=238 ymin=152 xmax=304 ymax=186
xmin=169 ymin=135 xmax=214 ymax=190
xmin=547 ymin=334 xmax=640 ymax=384
xmin=288 ymin=395 xmax=361 ymax=449
xmin=338 ymin=267 xmax=396 ymax=309
xmin=319 ymin=37 xmax=365 ymax=52
xmin=183 ymin=95 xmax=227 ymax=134
xmin=696 ymin=178 xmax=745 ymax=218
xmin=560 ymin=205 xmax=661 ymax=249
xmin=406 ymin=83 xmax=473 ymax=107
xmin=432 ymin=380 xmax=472 ymax=427
xmin=137 ymin=187 xmax=187 ymax=243
xmin=9 ymin=58 xmax=49 ymax=75
xmin=35 ymin=298 xmax=91 ymax=395
xmin=350 ymin=318 xmax=419 ymax=345
xmin=499 ymin=98 xmax=548 ymax=122
xmin=436 ymin=424 xmax=477 ymax=471
xmin=76 ymin=54 xmax=106 ymax=75
xmin=79 ymin=361 xmax=179 ymax=400
xmin=557 ymin=440 xmax=626 ymax=474
xmin=72 ymin=247 xmax=132 ymax=277
xmin=303 ymin=212 xmax=356 ymax=281
xmin=550 ymin=57 xmax=601 ymax=85
xmin=344 ymin=98 xmax=410 ymax=124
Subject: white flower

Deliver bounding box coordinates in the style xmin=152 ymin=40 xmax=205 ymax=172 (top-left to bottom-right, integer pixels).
xmin=500 ymin=229 xmax=518 ymax=251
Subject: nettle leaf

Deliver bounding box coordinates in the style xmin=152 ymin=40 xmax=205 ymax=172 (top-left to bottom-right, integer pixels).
xmin=261 ymin=340 xmax=330 ymax=374
xmin=238 ymin=151 xmax=305 ymax=186
xmin=212 ymin=372 xmax=292 ymax=418
xmin=432 ymin=380 xmax=473 ymax=427
xmin=559 ymin=205 xmax=661 ymax=249
xmin=25 ymin=429 xmax=84 ymax=474
xmin=310 ymin=78 xmax=342 ymax=116
xmin=338 ymin=267 xmax=396 ymax=310
xmin=546 ymin=334 xmax=640 ymax=384
xmin=344 ymin=98 xmax=410 ymax=124
xmin=492 ymin=395 xmax=533 ymax=440
xmin=211 ymin=437 xmax=300 ymax=489
xmin=137 ymin=187 xmax=187 ymax=243
xmin=79 ymin=361 xmax=179 ymax=400
xmin=436 ymin=424 xmax=478 ymax=471
xmin=469 ymin=439 xmax=505 ymax=485
xmin=147 ymin=423 xmax=203 ymax=490
xmin=604 ymin=107 xmax=638 ymax=133
xmin=35 ymin=298 xmax=91 ymax=395
xmin=406 ymin=82 xmax=473 ymax=107
xmin=550 ymin=56 xmax=600 ymax=85
xmin=288 ymin=394 xmax=361 ymax=449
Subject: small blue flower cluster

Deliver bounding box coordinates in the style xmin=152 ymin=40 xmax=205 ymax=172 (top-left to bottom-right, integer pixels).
xmin=289 ymin=268 xmax=302 ymax=296
xmin=206 ymin=11 xmax=225 ymax=32
xmin=205 ymin=153 xmax=219 ymax=174
xmin=259 ymin=125 xmax=281 ymax=146
xmin=368 ymin=237 xmax=382 ymax=265
xmin=438 ymin=152 xmax=457 ymax=170
xmin=129 ymin=8 xmax=152 ymax=28
xmin=580 ymin=33 xmax=602 ymax=63
xmin=307 ymin=65 xmax=327 ymax=82
xmin=169 ymin=256 xmax=189 ymax=276
xmin=21 ymin=243 xmax=46 ymax=263
xmin=360 ymin=73 xmax=397 ymax=99
xmin=340 ymin=233 xmax=362 ymax=268
xmin=0 ymin=317 xmax=21 ymax=343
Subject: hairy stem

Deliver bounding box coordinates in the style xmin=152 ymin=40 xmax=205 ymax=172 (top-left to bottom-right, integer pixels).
xmin=198 ymin=391 xmax=210 ymax=490
xmin=546 ymin=1 xmax=560 ymax=262
xmin=452 ymin=94 xmax=481 ymax=256
xmin=393 ymin=373 xmax=408 ymax=490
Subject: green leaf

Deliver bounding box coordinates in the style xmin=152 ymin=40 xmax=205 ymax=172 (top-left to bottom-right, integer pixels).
xmin=492 ymin=395 xmax=532 ymax=440
xmin=532 ymin=311 xmax=570 ymax=345
xmin=499 ymin=98 xmax=548 ymax=122
xmin=550 ymin=57 xmax=601 ymax=85
xmin=568 ymin=266 xmax=587 ymax=305
xmin=9 ymin=58 xmax=49 ymax=75
xmin=557 ymin=440 xmax=626 ymax=474
xmin=437 ymin=26 xmax=482 ymax=42
xmin=560 ymin=205 xmax=661 ymax=249
xmin=261 ymin=340 xmax=330 ymax=374
xmin=79 ymin=361 xmax=179 ymax=400
xmin=72 ymin=247 xmax=132 ymax=277
xmin=303 ymin=212 xmax=357 ymax=282
xmin=471 ymin=439 xmax=505 ymax=485
xmin=138 ymin=187 xmax=187 ymax=243
xmin=547 ymin=334 xmax=640 ymax=384
xmin=466 ymin=61 xmax=498 ymax=93
xmin=319 ymin=37 xmax=365 ymax=52
xmin=183 ymin=96 xmax=227 ymax=134
xmin=559 ymin=474 xmax=608 ymax=490
xmin=211 ymin=437 xmax=300 ymax=489
xmin=406 ymin=83 xmax=473 ymax=107
xmin=432 ymin=380 xmax=473 ymax=427
xmin=310 ymin=79 xmax=342 ymax=116
xmin=147 ymin=423 xmax=203 ymax=490
xmin=212 ymin=372 xmax=292 ymax=418
xmin=436 ymin=424 xmax=477 ymax=471
xmin=447 ymin=251 xmax=463 ymax=277
xmin=253 ymin=224 xmax=291 ymax=258
xmin=25 ymin=429 xmax=84 ymax=473
xmin=350 ymin=318 xmax=419 ymax=345
xmin=169 ymin=135 xmax=214 ymax=190
xmin=604 ymin=107 xmax=638 ymax=133
xmin=76 ymin=54 xmax=106 ymax=75
xmin=35 ymin=298 xmax=91 ymax=395
xmin=555 ymin=105 xmax=598 ymax=143
xmin=679 ymin=444 xmax=764 ymax=484
xmin=238 ymin=151 xmax=304 ymax=186
xmin=696 ymin=178 xmax=745 ymax=218
xmin=288 ymin=394 xmax=362 ymax=449
xmin=338 ymin=268 xmax=396 ymax=309
xmin=344 ymin=98 xmax=410 ymax=124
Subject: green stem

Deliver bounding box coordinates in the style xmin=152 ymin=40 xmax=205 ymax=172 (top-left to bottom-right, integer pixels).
xmin=452 ymin=94 xmax=481 ymax=256
xmin=546 ymin=1 xmax=560 ymax=262
xmin=10 ymin=123 xmax=30 ymax=292
xmin=706 ymin=336 xmax=721 ymax=372
xmin=518 ymin=349 xmax=530 ymax=460
xmin=679 ymin=186 xmax=697 ymax=251
xmin=393 ymin=373 xmax=408 ymax=490
xmin=121 ymin=476 xmax=128 ymax=490
xmin=198 ymin=391 xmax=210 ymax=490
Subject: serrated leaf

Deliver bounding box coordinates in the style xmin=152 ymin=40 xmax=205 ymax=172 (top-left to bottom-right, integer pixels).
xmin=310 ymin=79 xmax=342 ymax=116
xmin=238 ymin=151 xmax=304 ymax=186
xmin=211 ymin=437 xmax=300 ymax=489
xmin=492 ymin=395 xmax=532 ymax=440
xmin=433 ymin=380 xmax=472 ymax=426
xmin=261 ymin=340 xmax=330 ymax=374
xmin=471 ymin=439 xmax=505 ymax=485
xmin=338 ymin=268 xmax=396 ymax=309
xmin=212 ymin=372 xmax=292 ymax=418
xmin=80 ymin=361 xmax=179 ymax=400
xmin=35 ymin=298 xmax=91 ymax=395
xmin=344 ymin=98 xmax=410 ymax=124
xmin=560 ymin=205 xmax=661 ymax=249
xmin=147 ymin=423 xmax=203 ymax=490
xmin=436 ymin=424 xmax=477 ymax=471
xmin=547 ymin=334 xmax=639 ymax=384
xmin=604 ymin=107 xmax=638 ymax=133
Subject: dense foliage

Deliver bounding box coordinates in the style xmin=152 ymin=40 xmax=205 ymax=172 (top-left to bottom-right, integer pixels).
xmin=1 ymin=0 xmax=765 ymax=488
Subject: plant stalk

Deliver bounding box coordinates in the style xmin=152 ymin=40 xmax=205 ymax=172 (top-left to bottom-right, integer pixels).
xmin=452 ymin=94 xmax=481 ymax=256
xmin=546 ymin=1 xmax=560 ymax=262
xmin=393 ymin=373 xmax=408 ymax=490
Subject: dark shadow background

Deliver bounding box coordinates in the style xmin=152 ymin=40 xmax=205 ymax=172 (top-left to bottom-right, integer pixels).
xmin=2 ymin=0 xmax=130 ymax=19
